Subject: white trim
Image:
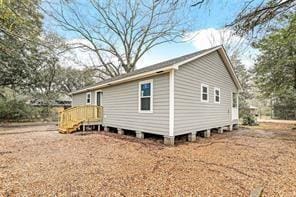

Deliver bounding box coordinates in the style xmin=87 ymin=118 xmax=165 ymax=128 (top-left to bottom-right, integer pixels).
xmin=86 ymin=92 xmax=91 ymax=105
xmin=201 ymin=83 xmax=209 ymax=102
xmin=95 ymin=90 xmax=102 ymax=106
xmin=214 ymin=87 xmax=220 ymax=104
xmin=169 ymin=70 xmax=175 ymax=137
xmin=138 ymin=79 xmax=153 ymax=113
xmin=72 ymin=67 xmax=173 ymax=95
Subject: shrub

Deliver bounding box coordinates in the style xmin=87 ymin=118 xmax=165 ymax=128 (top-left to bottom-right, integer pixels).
xmin=242 ymin=113 xmax=257 ymax=126
xmin=0 ymin=99 xmax=40 ymax=121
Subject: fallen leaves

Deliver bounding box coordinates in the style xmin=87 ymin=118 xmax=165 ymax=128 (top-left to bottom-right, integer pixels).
xmin=0 ymin=123 xmax=296 ymax=196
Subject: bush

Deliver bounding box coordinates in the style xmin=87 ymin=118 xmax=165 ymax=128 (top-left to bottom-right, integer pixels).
xmin=0 ymin=99 xmax=40 ymax=122
xmin=242 ymin=113 xmax=257 ymax=126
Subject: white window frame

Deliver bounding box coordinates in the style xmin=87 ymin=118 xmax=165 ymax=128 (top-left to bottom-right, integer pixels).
xmin=201 ymin=83 xmax=209 ymax=102
xmin=214 ymin=87 xmax=221 ymax=104
xmin=95 ymin=90 xmax=102 ymax=106
xmin=86 ymin=92 xmax=91 ymax=105
xmin=138 ymin=79 xmax=153 ymax=113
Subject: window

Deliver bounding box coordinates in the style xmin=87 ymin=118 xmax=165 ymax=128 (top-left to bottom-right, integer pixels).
xmin=201 ymin=84 xmax=209 ymax=102
xmin=86 ymin=92 xmax=91 ymax=104
xmin=95 ymin=91 xmax=102 ymax=106
xmin=214 ymin=88 xmax=220 ymax=103
xmin=232 ymin=92 xmax=238 ymax=108
xmin=139 ymin=80 xmax=153 ymax=112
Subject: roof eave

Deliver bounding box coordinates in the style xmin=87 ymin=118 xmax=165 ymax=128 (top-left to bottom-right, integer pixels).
xmin=71 ymin=66 xmax=175 ymax=95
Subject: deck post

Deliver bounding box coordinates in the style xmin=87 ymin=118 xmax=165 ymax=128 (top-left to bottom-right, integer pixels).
xmin=97 ymin=124 xmax=101 ymax=132
xmin=104 ymin=126 xmax=109 ymax=132
xmin=136 ymin=131 xmax=144 ymax=139
xmin=188 ymin=132 xmax=197 ymax=142
xmin=203 ymin=129 xmax=211 ymax=138
xmin=218 ymin=127 xmax=223 ymax=134
xmin=83 ymin=124 xmax=86 ymax=132
xmin=117 ymin=128 xmax=124 ymax=135
xmin=164 ymin=136 xmax=175 ymax=146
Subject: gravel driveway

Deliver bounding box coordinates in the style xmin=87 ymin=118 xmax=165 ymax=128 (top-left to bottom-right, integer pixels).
xmin=0 ymin=122 xmax=295 ymax=196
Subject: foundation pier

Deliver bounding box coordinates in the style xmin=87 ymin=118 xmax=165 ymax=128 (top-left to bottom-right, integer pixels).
xmin=203 ymin=129 xmax=211 ymax=138
xmin=228 ymin=125 xmax=233 ymax=131
xmin=136 ymin=131 xmax=144 ymax=139
xmin=188 ymin=132 xmax=197 ymax=142
xmin=218 ymin=127 xmax=223 ymax=134
xmin=104 ymin=126 xmax=109 ymax=132
xmin=164 ymin=136 xmax=175 ymax=146
xmin=117 ymin=128 xmax=124 ymax=135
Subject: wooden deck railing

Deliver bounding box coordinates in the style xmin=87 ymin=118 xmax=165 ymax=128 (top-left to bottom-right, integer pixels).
xmin=58 ymin=105 xmax=103 ymax=133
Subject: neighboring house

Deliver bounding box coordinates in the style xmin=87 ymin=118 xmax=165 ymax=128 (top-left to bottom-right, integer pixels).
xmin=29 ymin=97 xmax=72 ymax=108
xmin=60 ymin=45 xmax=241 ymax=145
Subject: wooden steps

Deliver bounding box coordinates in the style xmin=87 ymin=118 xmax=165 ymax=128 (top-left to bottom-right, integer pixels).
xmin=58 ymin=105 xmax=103 ymax=134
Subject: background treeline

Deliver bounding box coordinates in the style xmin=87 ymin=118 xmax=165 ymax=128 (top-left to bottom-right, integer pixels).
xmin=0 ymin=1 xmax=97 ymax=121
xmin=0 ymin=0 xmax=295 ymax=122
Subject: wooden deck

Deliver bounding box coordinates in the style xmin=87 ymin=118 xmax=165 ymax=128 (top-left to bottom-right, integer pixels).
xmin=58 ymin=105 xmax=103 ymax=133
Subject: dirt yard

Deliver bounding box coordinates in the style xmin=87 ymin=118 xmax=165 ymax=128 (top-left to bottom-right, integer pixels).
xmin=0 ymin=122 xmax=296 ymax=196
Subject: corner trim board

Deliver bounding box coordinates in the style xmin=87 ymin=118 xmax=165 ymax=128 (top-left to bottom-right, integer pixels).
xmin=169 ymin=69 xmax=175 ymax=137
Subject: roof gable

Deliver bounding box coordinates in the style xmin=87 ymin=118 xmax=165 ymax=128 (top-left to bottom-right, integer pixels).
xmin=172 ymin=46 xmax=242 ymax=90
xmin=72 ymin=45 xmax=241 ymax=94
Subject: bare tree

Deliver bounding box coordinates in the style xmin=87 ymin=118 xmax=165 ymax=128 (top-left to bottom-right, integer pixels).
xmin=175 ymin=0 xmax=295 ymax=38
xmin=43 ymin=0 xmax=190 ymax=79
xmin=226 ymin=0 xmax=296 ymax=37
xmin=204 ymin=28 xmax=250 ymax=60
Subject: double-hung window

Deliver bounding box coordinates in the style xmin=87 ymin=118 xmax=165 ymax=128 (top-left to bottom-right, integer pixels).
xmin=201 ymin=84 xmax=209 ymax=102
xmin=214 ymin=88 xmax=220 ymax=104
xmin=139 ymin=80 xmax=153 ymax=112
xmin=86 ymin=92 xmax=91 ymax=104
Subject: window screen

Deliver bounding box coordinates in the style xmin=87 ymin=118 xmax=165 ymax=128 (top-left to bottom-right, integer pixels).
xmin=201 ymin=84 xmax=208 ymax=102
xmin=86 ymin=93 xmax=91 ymax=104
xmin=215 ymin=88 xmax=220 ymax=103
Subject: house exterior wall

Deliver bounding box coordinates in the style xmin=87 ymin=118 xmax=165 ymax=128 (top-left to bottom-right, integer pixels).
xmin=72 ymin=90 xmax=96 ymax=106
xmin=72 ymin=73 xmax=170 ymax=136
xmin=174 ymin=51 xmax=238 ymax=135
xmin=71 ymin=51 xmax=239 ymax=137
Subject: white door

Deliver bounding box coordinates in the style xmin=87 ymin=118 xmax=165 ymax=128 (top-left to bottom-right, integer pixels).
xmin=232 ymin=92 xmax=238 ymax=120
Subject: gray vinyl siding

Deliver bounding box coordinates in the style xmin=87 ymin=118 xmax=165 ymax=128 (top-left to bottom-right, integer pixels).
xmin=103 ymin=74 xmax=169 ymax=135
xmin=72 ymin=91 xmax=96 ymax=106
xmin=174 ymin=51 xmax=238 ymax=135
xmin=72 ymin=73 xmax=170 ymax=136
xmin=72 ymin=92 xmax=86 ymax=106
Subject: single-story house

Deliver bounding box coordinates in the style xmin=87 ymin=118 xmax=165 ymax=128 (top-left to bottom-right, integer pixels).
xmin=59 ymin=45 xmax=241 ymax=145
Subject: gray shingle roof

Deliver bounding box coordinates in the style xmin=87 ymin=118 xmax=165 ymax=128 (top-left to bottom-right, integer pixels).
xmin=72 ymin=46 xmax=221 ymax=94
